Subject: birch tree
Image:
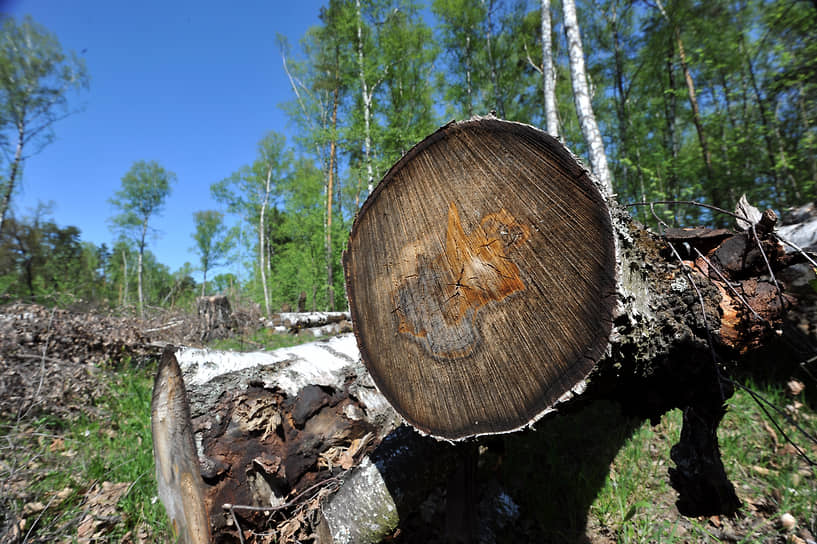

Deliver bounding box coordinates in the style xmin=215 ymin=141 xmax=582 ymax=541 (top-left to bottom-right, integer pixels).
xmin=562 ymin=0 xmax=613 ymax=194
xmin=211 ymin=133 xmax=291 ymax=316
xmin=191 ymin=210 xmax=230 ymax=296
xmin=540 ymin=0 xmax=559 ymax=137
xmin=109 ymin=161 xmax=175 ymax=318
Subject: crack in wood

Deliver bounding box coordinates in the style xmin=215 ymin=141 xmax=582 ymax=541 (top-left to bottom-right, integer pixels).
xmin=392 ymin=202 xmax=530 ymax=359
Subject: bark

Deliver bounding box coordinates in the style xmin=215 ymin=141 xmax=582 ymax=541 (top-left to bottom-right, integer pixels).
xmin=664 ymin=36 xmax=680 ymax=204
xmin=481 ymin=0 xmax=505 ymax=118
xmin=326 ymin=82 xmax=339 ymax=312
xmin=356 ymin=0 xmax=376 ymax=195
xmin=562 ymin=0 xmax=613 ymax=194
xmin=197 ymin=295 xmax=233 ymax=342
xmin=138 ymin=220 xmax=147 ymax=319
xmin=654 ymin=0 xmax=718 ymax=208
xmin=0 ymin=123 xmax=25 ymax=237
xmin=465 ymin=35 xmax=473 ymax=117
xmin=259 ymin=165 xmax=273 ymax=317
xmin=263 ymin=311 xmax=352 ymax=332
xmin=540 ymin=0 xmax=559 ymax=138
xmin=121 ymin=249 xmax=129 ymax=307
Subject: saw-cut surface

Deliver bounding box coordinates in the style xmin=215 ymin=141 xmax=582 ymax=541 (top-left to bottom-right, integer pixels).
xmin=344 ymin=118 xmax=616 ymax=440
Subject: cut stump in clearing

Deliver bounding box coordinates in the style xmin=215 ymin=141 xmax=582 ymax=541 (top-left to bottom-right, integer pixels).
xmin=343 ymin=118 xmax=617 ymax=440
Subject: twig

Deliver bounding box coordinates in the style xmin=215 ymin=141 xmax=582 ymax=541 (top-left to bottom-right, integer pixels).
xmin=223 ymin=475 xmax=342 ymax=541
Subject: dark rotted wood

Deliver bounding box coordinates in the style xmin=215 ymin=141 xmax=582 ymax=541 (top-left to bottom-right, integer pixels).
xmin=343 ymin=118 xmax=617 ymax=440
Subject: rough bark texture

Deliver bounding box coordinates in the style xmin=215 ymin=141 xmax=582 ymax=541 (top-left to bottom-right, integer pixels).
xmin=197 ymin=295 xmax=233 ymax=342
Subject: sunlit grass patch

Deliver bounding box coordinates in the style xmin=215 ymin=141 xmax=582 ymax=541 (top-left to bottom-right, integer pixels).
xmin=0 ymin=361 xmax=170 ymax=542
xmin=586 ymin=381 xmax=817 ymax=543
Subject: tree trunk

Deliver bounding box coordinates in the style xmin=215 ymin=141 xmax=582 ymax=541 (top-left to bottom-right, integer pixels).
xmin=482 ymin=0 xmax=504 ymax=118
xmin=326 ymin=82 xmax=339 ymax=312
xmin=138 ymin=221 xmax=147 ymax=319
xmin=121 ymin=249 xmax=129 ymax=308
xmin=0 ymin=123 xmax=25 ymax=237
xmin=259 ymin=165 xmax=273 ymax=317
xmin=356 ymin=0 xmax=376 ymax=195
xmin=562 ymin=0 xmax=613 ymax=194
xmin=153 ymin=119 xmax=802 ymax=543
xmin=540 ymin=0 xmax=559 ymax=138
xmin=197 ymin=295 xmax=232 ymax=342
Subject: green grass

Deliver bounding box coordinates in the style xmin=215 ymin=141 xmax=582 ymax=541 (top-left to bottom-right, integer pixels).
xmin=584 ymin=381 xmax=817 ymax=543
xmin=2 ymin=352 xmax=814 ymax=543
xmin=1 ymin=362 xmax=170 ymax=543
xmin=209 ymin=326 xmax=328 ymax=351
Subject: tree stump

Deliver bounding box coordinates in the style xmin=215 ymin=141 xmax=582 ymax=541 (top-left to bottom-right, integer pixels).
xmin=344 ymin=118 xmax=616 ymax=440
xmin=197 ymin=295 xmax=232 ymax=342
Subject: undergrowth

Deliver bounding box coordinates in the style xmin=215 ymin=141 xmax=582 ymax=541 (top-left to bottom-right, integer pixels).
xmin=1 ymin=354 xmax=814 ymax=543
xmin=0 ymin=361 xmax=170 ymax=543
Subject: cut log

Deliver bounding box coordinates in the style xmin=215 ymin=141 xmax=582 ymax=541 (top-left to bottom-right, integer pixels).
xmin=152 ymin=119 xmax=807 ymax=542
xmin=343 ymin=118 xmax=617 ymax=440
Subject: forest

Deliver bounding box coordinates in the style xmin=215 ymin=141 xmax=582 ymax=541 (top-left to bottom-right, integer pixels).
xmin=1 ymin=0 xmax=815 ymax=315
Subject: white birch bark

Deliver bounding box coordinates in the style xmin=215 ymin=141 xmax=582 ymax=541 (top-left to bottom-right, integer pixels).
xmin=562 ymin=0 xmax=613 ymax=194
xmin=137 ymin=221 xmax=147 ymax=319
xmin=259 ymin=165 xmax=272 ymax=317
xmin=540 ymin=0 xmax=559 ymax=138
xmin=356 ymin=0 xmax=376 ymax=194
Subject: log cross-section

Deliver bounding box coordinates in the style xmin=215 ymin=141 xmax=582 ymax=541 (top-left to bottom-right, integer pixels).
xmin=343 ymin=118 xmax=617 ymax=440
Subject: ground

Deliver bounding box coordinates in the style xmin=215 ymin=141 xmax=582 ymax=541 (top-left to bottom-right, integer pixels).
xmin=0 ymin=302 xmax=815 ymax=543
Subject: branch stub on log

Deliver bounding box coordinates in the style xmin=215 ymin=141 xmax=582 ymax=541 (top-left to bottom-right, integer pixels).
xmin=343 ymin=118 xmax=617 ymax=440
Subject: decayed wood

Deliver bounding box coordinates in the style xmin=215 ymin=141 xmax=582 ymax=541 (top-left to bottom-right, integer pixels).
xmin=344 ymin=118 xmax=617 ymax=440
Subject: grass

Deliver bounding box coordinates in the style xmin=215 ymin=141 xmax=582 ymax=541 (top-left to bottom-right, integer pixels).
xmin=1 ymin=361 xmax=171 ymax=543
xmin=209 ymin=326 xmax=328 ymax=352
xmin=2 ymin=346 xmax=814 ymax=542
xmin=583 ymin=379 xmax=817 ymax=543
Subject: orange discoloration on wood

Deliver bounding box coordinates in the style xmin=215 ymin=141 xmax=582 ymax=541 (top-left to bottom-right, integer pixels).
xmin=393 ymin=202 xmax=529 ymax=359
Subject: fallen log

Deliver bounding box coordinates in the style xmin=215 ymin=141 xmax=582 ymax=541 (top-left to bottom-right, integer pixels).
xmin=152 ymin=119 xmax=809 ymax=543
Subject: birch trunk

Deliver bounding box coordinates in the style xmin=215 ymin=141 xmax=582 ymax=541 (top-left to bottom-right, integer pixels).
xmin=481 ymin=0 xmax=505 ymax=117
xmin=540 ymin=0 xmax=559 ymax=138
xmin=326 ymin=83 xmax=339 ymax=312
xmin=356 ymin=0 xmax=376 ymax=195
xmin=137 ymin=221 xmax=147 ymax=319
xmin=121 ymin=250 xmax=129 ymax=307
xmin=562 ymin=0 xmax=613 ymax=194
xmin=259 ymin=165 xmax=272 ymax=317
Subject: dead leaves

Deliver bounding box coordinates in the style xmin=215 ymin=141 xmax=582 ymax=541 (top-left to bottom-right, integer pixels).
xmin=76 ymin=481 xmax=131 ymax=543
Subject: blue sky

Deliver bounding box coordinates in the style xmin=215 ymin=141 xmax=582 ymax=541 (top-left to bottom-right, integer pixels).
xmin=4 ymin=0 xmax=326 ymax=279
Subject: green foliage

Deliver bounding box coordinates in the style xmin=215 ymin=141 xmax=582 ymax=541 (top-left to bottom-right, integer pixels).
xmin=0 ymin=203 xmax=105 ymax=305
xmin=109 ymin=161 xmax=175 ymax=245
xmin=109 ymin=160 xmax=175 ymax=316
xmin=191 ymin=210 xmax=231 ymax=295
xmin=0 ymin=15 xmax=89 ymax=234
